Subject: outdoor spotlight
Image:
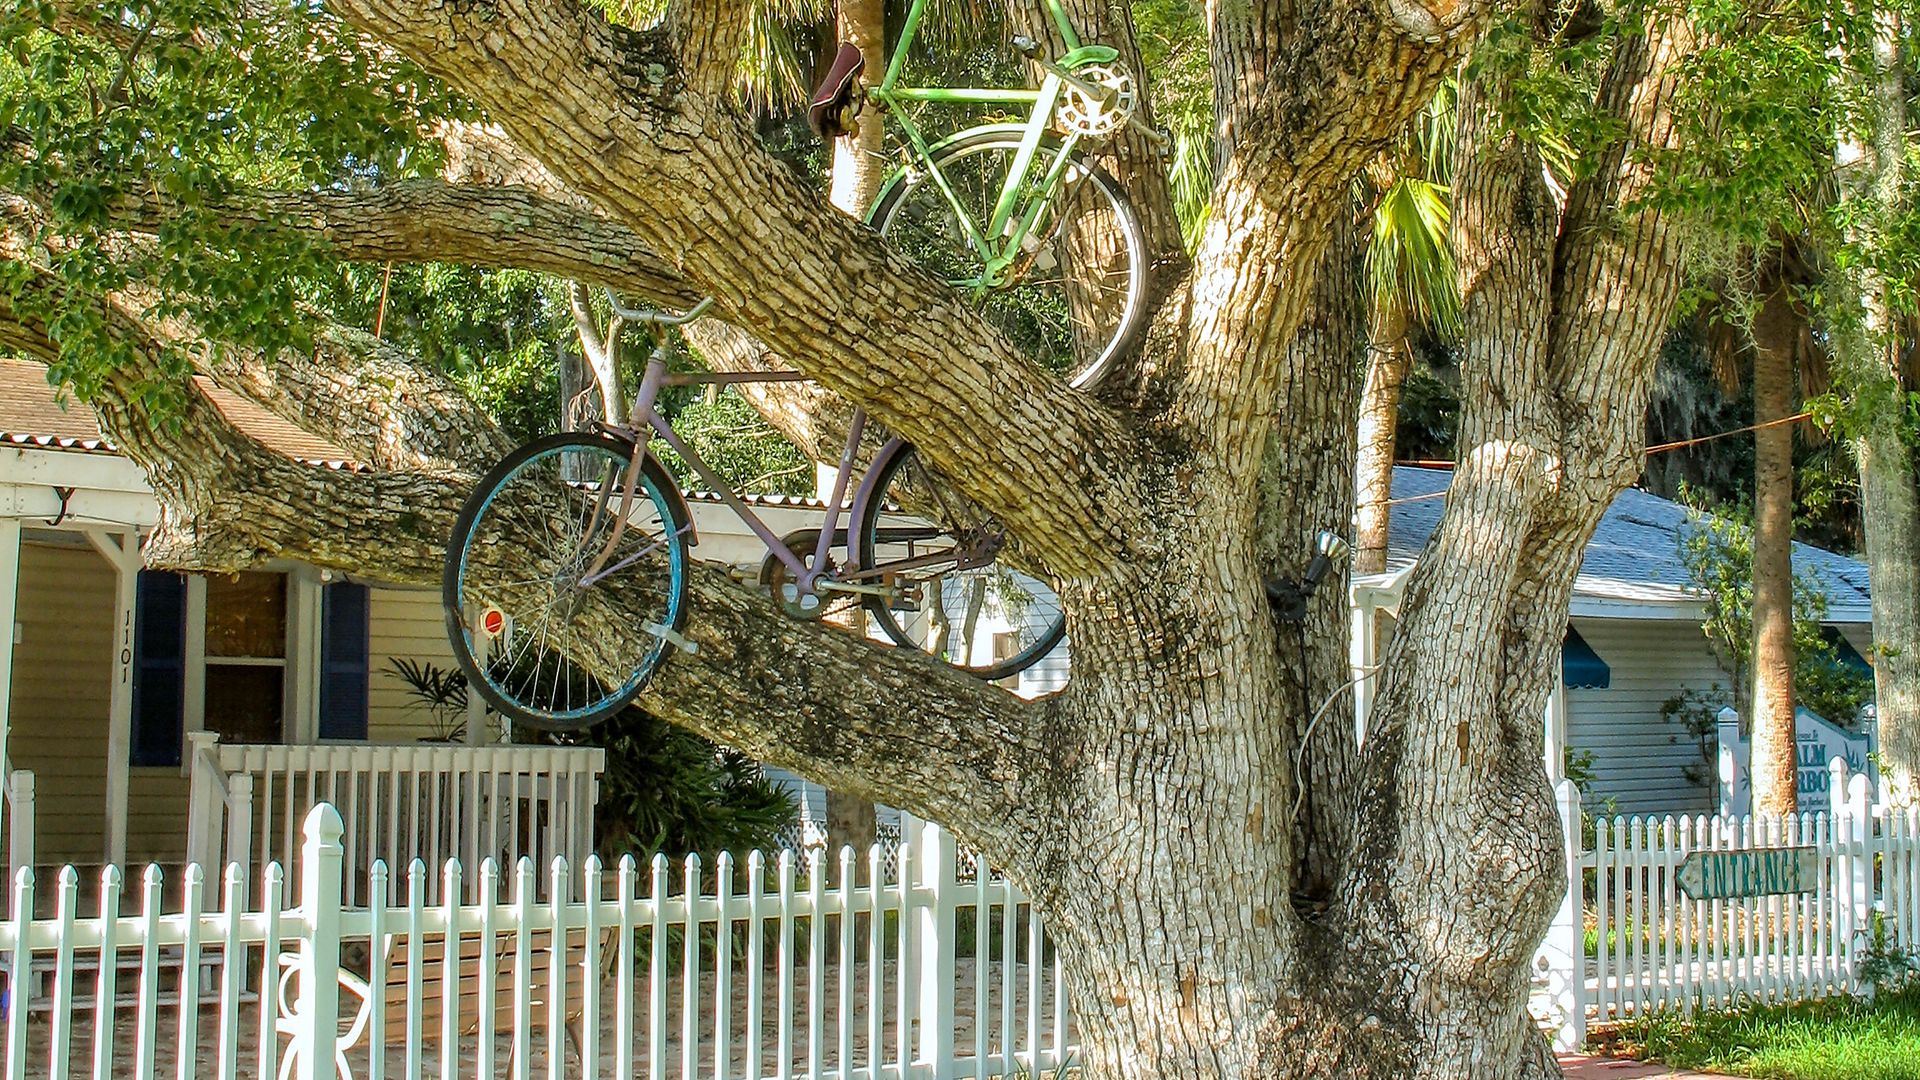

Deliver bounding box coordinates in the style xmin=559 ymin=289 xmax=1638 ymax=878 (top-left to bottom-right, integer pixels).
xmin=1266 ymin=529 xmax=1352 ymax=623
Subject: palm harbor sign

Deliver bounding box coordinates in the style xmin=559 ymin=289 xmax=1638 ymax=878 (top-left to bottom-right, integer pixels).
xmin=1717 ymin=704 xmax=1877 ymax=816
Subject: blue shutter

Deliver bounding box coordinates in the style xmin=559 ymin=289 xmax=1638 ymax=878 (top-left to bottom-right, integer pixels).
xmin=318 ymin=582 xmax=370 ymax=741
xmin=1561 ymin=626 xmax=1611 ymax=691
xmin=130 ymin=571 xmax=187 ymax=767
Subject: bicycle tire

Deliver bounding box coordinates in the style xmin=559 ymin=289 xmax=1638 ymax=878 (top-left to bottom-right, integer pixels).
xmin=867 ymin=127 xmax=1149 ymax=390
xmin=855 ymin=442 xmax=1067 ymax=683
xmin=443 ymin=432 xmax=691 ymax=730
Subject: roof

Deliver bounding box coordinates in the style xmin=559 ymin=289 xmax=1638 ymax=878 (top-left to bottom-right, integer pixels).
xmin=0 ymin=358 xmax=360 ymax=469
xmin=0 ymin=359 xmax=824 ymax=511
xmin=1381 ymin=465 xmax=1874 ymax=620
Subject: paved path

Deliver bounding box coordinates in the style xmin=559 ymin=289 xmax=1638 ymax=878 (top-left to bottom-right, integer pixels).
xmin=1557 ymin=1053 xmax=1734 ymax=1078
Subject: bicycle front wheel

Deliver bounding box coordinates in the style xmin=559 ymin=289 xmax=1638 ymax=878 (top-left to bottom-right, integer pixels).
xmin=856 ymin=444 xmax=1066 ymax=685
xmin=443 ymin=433 xmax=691 ymax=730
xmin=868 ymin=128 xmax=1148 ymax=390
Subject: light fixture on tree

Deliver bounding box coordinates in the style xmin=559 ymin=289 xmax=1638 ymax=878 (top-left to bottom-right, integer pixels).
xmin=1266 ymin=531 xmax=1351 ymax=623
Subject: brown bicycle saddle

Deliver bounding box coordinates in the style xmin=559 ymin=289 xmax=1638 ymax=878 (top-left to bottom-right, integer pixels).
xmin=809 ymin=43 xmax=866 ymax=139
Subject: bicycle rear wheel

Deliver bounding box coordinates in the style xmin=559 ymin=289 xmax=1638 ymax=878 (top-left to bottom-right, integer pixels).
xmin=867 ymin=128 xmax=1148 ymax=390
xmin=855 ymin=443 xmax=1066 ymax=684
xmin=443 ymin=432 xmax=691 ymax=730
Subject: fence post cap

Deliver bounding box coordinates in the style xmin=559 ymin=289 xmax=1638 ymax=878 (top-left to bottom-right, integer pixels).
xmin=301 ymin=802 xmax=345 ymax=847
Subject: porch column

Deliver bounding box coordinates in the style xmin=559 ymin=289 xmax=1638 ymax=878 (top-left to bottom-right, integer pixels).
xmin=0 ymin=517 xmax=20 ymax=846
xmin=1349 ymin=592 xmax=1375 ymax=745
xmin=86 ymin=528 xmax=140 ymax=867
xmin=1544 ymin=661 xmax=1568 ymax=783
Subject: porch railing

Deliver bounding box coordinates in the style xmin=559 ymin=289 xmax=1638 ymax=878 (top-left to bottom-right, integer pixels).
xmin=184 ymin=733 xmax=605 ymax=907
xmin=3 ymin=768 xmax=29 ymax=892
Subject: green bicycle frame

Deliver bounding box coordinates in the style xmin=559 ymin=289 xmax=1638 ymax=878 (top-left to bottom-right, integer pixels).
xmin=864 ymin=0 xmax=1118 ymax=291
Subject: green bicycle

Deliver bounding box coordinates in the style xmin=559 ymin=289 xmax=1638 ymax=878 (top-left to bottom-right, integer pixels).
xmin=810 ymin=0 xmax=1156 ymax=389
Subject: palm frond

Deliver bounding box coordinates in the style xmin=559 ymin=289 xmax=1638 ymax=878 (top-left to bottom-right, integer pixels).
xmin=1367 ymin=176 xmax=1461 ymax=339
xmin=736 ymin=4 xmax=822 ymax=110
xmin=1166 ymin=111 xmax=1214 ymax=249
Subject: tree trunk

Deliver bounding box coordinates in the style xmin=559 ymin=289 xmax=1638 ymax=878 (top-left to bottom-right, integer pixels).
xmin=1832 ymin=7 xmax=1920 ymax=802
xmin=829 ymin=0 xmax=888 ymax=218
xmin=1749 ymin=284 xmax=1799 ymax=817
xmin=1354 ymin=300 xmax=1413 ymax=575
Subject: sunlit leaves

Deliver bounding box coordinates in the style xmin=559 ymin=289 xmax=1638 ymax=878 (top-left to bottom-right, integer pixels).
xmin=0 ymin=0 xmax=468 ymax=404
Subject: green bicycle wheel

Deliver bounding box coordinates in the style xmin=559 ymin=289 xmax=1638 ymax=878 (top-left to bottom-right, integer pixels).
xmin=868 ymin=127 xmax=1148 ymax=390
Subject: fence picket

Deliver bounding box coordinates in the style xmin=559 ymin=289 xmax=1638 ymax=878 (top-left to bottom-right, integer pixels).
xmin=217 ymin=866 xmax=246 ymax=1080
xmin=48 ymin=866 xmax=77 ymax=1080
xmin=807 ymin=850 xmax=824 ymax=1080
xmin=744 ymin=851 xmax=763 ymax=1080
xmin=836 ymin=847 xmax=854 ymax=1080
xmin=92 ymin=865 xmax=123 ymax=1080
xmin=713 ymin=852 xmax=731 ymax=1080
xmin=687 ymin=853 xmax=705 ymax=1080
xmin=478 ymin=858 xmax=501 ymax=1080
xmin=547 ymin=857 xmax=570 ymax=1080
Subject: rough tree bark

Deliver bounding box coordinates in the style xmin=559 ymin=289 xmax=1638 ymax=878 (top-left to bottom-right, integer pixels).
xmin=1749 ymin=283 xmax=1800 ymax=817
xmin=2 ymin=0 xmax=1716 ymax=1076
xmin=1831 ymin=8 xmax=1920 ymax=801
xmin=1353 ymin=301 xmax=1414 ymax=575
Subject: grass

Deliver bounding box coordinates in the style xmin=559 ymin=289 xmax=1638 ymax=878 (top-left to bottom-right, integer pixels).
xmin=1605 ymin=984 xmax=1920 ymax=1079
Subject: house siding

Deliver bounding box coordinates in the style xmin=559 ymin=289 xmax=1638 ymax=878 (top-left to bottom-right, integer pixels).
xmin=4 ymin=544 xmax=194 ymax=866
xmin=1566 ymin=616 xmax=1729 ymax=818
xmin=367 ymin=585 xmax=465 ymax=743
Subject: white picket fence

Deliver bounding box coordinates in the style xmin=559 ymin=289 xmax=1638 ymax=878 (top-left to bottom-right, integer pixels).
xmin=1536 ymin=758 xmax=1920 ymax=1050
xmin=0 ymin=805 xmax=1073 ymax=1080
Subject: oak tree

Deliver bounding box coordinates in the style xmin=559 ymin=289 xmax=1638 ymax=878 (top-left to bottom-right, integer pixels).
xmin=1 ymin=0 xmax=1742 ymax=1076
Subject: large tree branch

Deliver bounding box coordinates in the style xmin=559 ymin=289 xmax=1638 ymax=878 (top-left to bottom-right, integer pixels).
xmin=100 ymin=178 xmax=703 ymax=309
xmin=1546 ymin=16 xmax=1700 ymax=492
xmin=320 ymin=0 xmax=1139 ymax=578
xmin=665 ymin=0 xmax=751 ymax=98
xmin=0 ymin=256 xmax=1055 ymax=861
xmin=1175 ymin=2 xmax=1478 ymax=480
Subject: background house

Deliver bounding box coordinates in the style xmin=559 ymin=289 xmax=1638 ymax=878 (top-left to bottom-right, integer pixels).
xmin=0 ymin=359 xmax=828 ymax=889
xmin=1352 ymin=465 xmax=1875 ymax=816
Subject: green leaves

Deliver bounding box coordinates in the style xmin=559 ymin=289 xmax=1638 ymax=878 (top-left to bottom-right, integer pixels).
xmin=1 ymin=0 xmax=467 ymax=408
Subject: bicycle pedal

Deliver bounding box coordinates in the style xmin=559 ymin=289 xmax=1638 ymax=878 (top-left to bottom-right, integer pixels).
xmin=643 ymin=621 xmax=700 ymax=655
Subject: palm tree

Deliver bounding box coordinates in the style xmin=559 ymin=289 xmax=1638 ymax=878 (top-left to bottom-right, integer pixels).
xmin=1353 ymin=88 xmax=1460 ymax=576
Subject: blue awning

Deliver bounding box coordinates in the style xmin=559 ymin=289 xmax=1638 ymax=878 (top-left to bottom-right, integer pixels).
xmin=1563 ymin=627 xmax=1610 ymax=690
xmin=1821 ymin=627 xmax=1873 ymax=679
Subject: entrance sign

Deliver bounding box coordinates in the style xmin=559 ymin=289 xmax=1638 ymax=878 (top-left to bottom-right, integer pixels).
xmin=1676 ymin=846 xmax=1820 ymax=901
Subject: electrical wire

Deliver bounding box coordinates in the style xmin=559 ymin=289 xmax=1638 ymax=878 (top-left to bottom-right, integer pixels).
xmin=1383 ymin=411 xmax=1817 ymax=507
xmin=1291 ymin=663 xmax=1383 ymax=823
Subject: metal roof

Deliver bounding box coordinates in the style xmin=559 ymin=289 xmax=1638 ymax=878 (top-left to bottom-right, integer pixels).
xmin=1383 ymin=465 xmax=1874 ymax=617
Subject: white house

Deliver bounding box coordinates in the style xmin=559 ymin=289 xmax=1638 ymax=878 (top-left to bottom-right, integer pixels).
xmin=0 ymin=358 xmax=835 ymax=901
xmin=1353 ymin=465 xmax=1876 ymax=816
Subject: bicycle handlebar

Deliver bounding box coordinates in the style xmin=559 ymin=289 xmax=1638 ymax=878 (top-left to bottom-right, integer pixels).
xmin=604 ymin=291 xmax=714 ymax=327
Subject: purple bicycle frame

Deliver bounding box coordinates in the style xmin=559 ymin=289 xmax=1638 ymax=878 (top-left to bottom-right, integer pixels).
xmin=630 ymin=356 xmax=907 ymax=600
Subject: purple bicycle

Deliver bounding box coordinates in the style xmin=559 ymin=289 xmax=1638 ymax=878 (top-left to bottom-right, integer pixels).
xmin=442 ymin=298 xmax=1066 ymax=730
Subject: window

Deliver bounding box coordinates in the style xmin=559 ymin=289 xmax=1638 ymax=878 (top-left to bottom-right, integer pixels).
xmin=128 ymin=571 xmax=373 ymax=762
xmin=203 ymin=571 xmax=288 ymax=745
